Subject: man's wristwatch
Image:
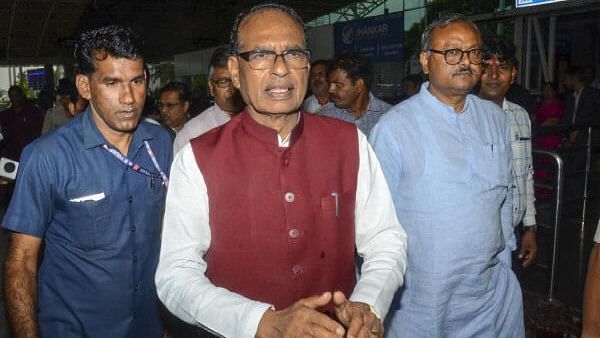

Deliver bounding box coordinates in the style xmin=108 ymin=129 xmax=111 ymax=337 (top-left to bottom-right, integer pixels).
xmin=523 ymin=225 xmax=537 ymax=233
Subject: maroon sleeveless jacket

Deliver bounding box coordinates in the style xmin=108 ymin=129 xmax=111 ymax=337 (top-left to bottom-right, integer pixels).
xmin=191 ymin=111 xmax=359 ymax=310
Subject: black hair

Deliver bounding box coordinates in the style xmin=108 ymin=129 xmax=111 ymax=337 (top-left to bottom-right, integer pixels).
xmin=403 ymin=74 xmax=423 ymax=86
xmin=74 ymin=25 xmax=144 ymax=76
xmin=311 ymin=59 xmax=330 ymax=69
xmin=229 ymin=3 xmax=305 ymax=54
xmin=159 ymin=81 xmax=191 ymax=103
xmin=542 ymin=81 xmax=558 ymax=93
xmin=56 ymin=78 xmax=73 ymax=95
xmin=421 ymin=13 xmax=480 ymax=51
xmin=330 ymin=54 xmax=373 ymax=91
xmin=8 ymin=85 xmax=24 ymax=96
xmin=208 ymin=46 xmax=230 ymax=74
xmin=565 ymin=66 xmax=585 ymax=83
xmin=483 ymin=35 xmax=517 ymax=67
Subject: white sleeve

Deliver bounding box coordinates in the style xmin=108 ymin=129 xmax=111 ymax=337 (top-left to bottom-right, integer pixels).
xmin=350 ymin=129 xmax=408 ymax=320
xmin=594 ymin=218 xmax=600 ymax=244
xmin=155 ymin=144 xmax=272 ymax=338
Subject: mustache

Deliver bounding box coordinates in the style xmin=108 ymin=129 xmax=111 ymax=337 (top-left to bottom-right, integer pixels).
xmin=453 ymin=67 xmax=476 ymax=76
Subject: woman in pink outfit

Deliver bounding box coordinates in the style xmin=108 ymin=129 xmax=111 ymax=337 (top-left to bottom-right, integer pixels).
xmin=533 ymin=82 xmax=565 ymax=197
xmin=534 ymin=82 xmax=565 ymax=149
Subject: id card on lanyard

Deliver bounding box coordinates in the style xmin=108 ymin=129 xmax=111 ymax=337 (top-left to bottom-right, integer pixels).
xmin=102 ymin=140 xmax=169 ymax=188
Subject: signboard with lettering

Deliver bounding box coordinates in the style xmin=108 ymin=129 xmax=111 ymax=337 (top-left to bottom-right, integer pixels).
xmin=334 ymin=13 xmax=403 ymax=62
xmin=515 ymin=0 xmax=567 ymax=8
xmin=26 ymin=68 xmax=46 ymax=91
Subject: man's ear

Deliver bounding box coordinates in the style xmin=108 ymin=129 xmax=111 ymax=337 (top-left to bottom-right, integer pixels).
xmin=511 ymin=67 xmax=518 ymax=84
xmin=228 ymin=56 xmax=241 ymax=90
xmin=419 ymin=51 xmax=430 ymax=75
xmin=67 ymin=102 xmax=76 ymax=116
xmin=208 ymin=80 xmax=215 ymax=97
xmin=76 ymin=74 xmax=92 ymax=100
xmin=355 ymin=78 xmax=366 ymax=93
xmin=183 ymin=101 xmax=191 ymax=114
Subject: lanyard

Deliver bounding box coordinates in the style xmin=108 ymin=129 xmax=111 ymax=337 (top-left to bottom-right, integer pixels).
xmin=102 ymin=140 xmax=169 ymax=188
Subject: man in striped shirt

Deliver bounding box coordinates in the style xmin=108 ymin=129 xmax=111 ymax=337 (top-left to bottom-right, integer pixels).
xmin=478 ymin=36 xmax=537 ymax=268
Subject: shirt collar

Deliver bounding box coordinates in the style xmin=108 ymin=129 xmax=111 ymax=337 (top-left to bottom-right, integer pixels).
xmin=82 ymin=107 xmax=154 ymax=150
xmin=502 ymin=98 xmax=510 ymax=112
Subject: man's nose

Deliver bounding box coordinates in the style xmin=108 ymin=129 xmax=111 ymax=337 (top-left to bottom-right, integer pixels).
xmin=120 ymin=83 xmax=135 ymax=104
xmin=486 ymin=64 xmax=499 ymax=78
xmin=328 ymin=83 xmax=335 ymax=94
xmin=272 ymin=54 xmax=291 ymax=76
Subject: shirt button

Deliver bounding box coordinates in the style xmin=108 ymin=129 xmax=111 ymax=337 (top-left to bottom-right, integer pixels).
xmin=131 ymin=226 xmax=136 ymax=232
xmin=128 ymin=196 xmax=133 ymax=203
xmin=289 ymin=228 xmax=300 ymax=239
xmin=281 ymin=156 xmax=289 ymax=167
xmin=292 ymin=265 xmax=302 ymax=274
xmin=284 ymin=192 xmax=295 ymax=203
xmin=134 ymin=284 xmax=140 ymax=291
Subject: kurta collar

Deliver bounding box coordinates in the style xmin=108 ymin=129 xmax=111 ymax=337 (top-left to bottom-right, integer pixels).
xmin=419 ymin=81 xmax=472 ymax=119
xmin=240 ymin=109 xmax=305 ymax=147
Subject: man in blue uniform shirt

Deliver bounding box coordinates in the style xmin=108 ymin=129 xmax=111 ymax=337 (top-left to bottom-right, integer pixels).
xmin=370 ymin=14 xmax=524 ymax=337
xmin=2 ymin=25 xmax=172 ymax=338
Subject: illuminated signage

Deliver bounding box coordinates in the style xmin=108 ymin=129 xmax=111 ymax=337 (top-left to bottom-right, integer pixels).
xmin=516 ymin=0 xmax=567 ymax=8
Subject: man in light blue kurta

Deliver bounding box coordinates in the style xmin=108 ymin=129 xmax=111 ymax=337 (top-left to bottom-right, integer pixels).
xmin=370 ymin=14 xmax=524 ymax=337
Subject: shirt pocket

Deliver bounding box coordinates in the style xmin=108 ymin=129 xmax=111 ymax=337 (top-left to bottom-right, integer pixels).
xmin=471 ymin=141 xmax=509 ymax=189
xmin=65 ymin=190 xmax=113 ymax=251
xmin=320 ymin=191 xmax=355 ymax=226
xmin=143 ymin=181 xmax=166 ymax=235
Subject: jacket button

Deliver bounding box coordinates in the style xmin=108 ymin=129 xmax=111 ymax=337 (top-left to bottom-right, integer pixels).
xmin=289 ymin=228 xmax=300 ymax=238
xmin=292 ymin=265 xmax=302 ymax=274
xmin=284 ymin=192 xmax=295 ymax=202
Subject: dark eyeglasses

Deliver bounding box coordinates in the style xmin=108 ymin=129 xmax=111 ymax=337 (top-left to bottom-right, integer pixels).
xmin=237 ymin=49 xmax=311 ymax=70
xmin=210 ymin=78 xmax=232 ymax=89
xmin=428 ymin=48 xmax=484 ymax=65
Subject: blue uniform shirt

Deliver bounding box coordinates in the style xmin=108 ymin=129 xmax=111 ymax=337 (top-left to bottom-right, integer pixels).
xmin=319 ymin=92 xmax=391 ymax=137
xmin=2 ymin=107 xmax=172 ymax=338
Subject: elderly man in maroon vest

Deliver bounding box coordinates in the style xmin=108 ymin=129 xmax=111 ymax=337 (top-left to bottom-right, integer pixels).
xmin=155 ymin=4 xmax=407 ymax=338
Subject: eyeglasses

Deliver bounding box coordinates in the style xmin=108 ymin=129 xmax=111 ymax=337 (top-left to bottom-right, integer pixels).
xmin=158 ymin=102 xmax=180 ymax=110
xmin=428 ymin=48 xmax=484 ymax=65
xmin=237 ymin=49 xmax=311 ymax=70
xmin=210 ymin=78 xmax=232 ymax=89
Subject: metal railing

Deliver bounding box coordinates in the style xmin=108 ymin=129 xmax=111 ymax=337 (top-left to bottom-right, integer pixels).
xmin=531 ymin=123 xmax=599 ymax=303
xmin=532 ymin=148 xmax=564 ymax=301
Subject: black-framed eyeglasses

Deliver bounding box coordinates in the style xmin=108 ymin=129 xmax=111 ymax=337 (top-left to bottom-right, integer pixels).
xmin=237 ymin=49 xmax=311 ymax=70
xmin=210 ymin=78 xmax=232 ymax=89
xmin=428 ymin=48 xmax=484 ymax=65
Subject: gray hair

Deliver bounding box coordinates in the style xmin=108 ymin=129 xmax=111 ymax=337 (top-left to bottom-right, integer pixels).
xmin=421 ymin=13 xmax=480 ymax=51
xmin=229 ymin=3 xmax=306 ymax=55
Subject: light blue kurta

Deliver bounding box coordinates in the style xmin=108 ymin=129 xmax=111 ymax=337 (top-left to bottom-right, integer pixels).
xmin=370 ymin=83 xmax=524 ymax=338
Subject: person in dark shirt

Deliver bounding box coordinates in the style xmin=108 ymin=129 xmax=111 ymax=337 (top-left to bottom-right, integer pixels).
xmin=0 ymin=85 xmax=43 ymax=161
xmin=2 ymin=25 xmax=171 ymax=338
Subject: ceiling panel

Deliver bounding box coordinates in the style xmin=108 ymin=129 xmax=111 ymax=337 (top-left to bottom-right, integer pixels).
xmin=0 ymin=0 xmax=357 ymax=65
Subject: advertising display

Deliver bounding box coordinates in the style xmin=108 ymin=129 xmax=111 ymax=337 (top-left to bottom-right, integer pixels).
xmin=334 ymin=13 xmax=404 ymax=62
